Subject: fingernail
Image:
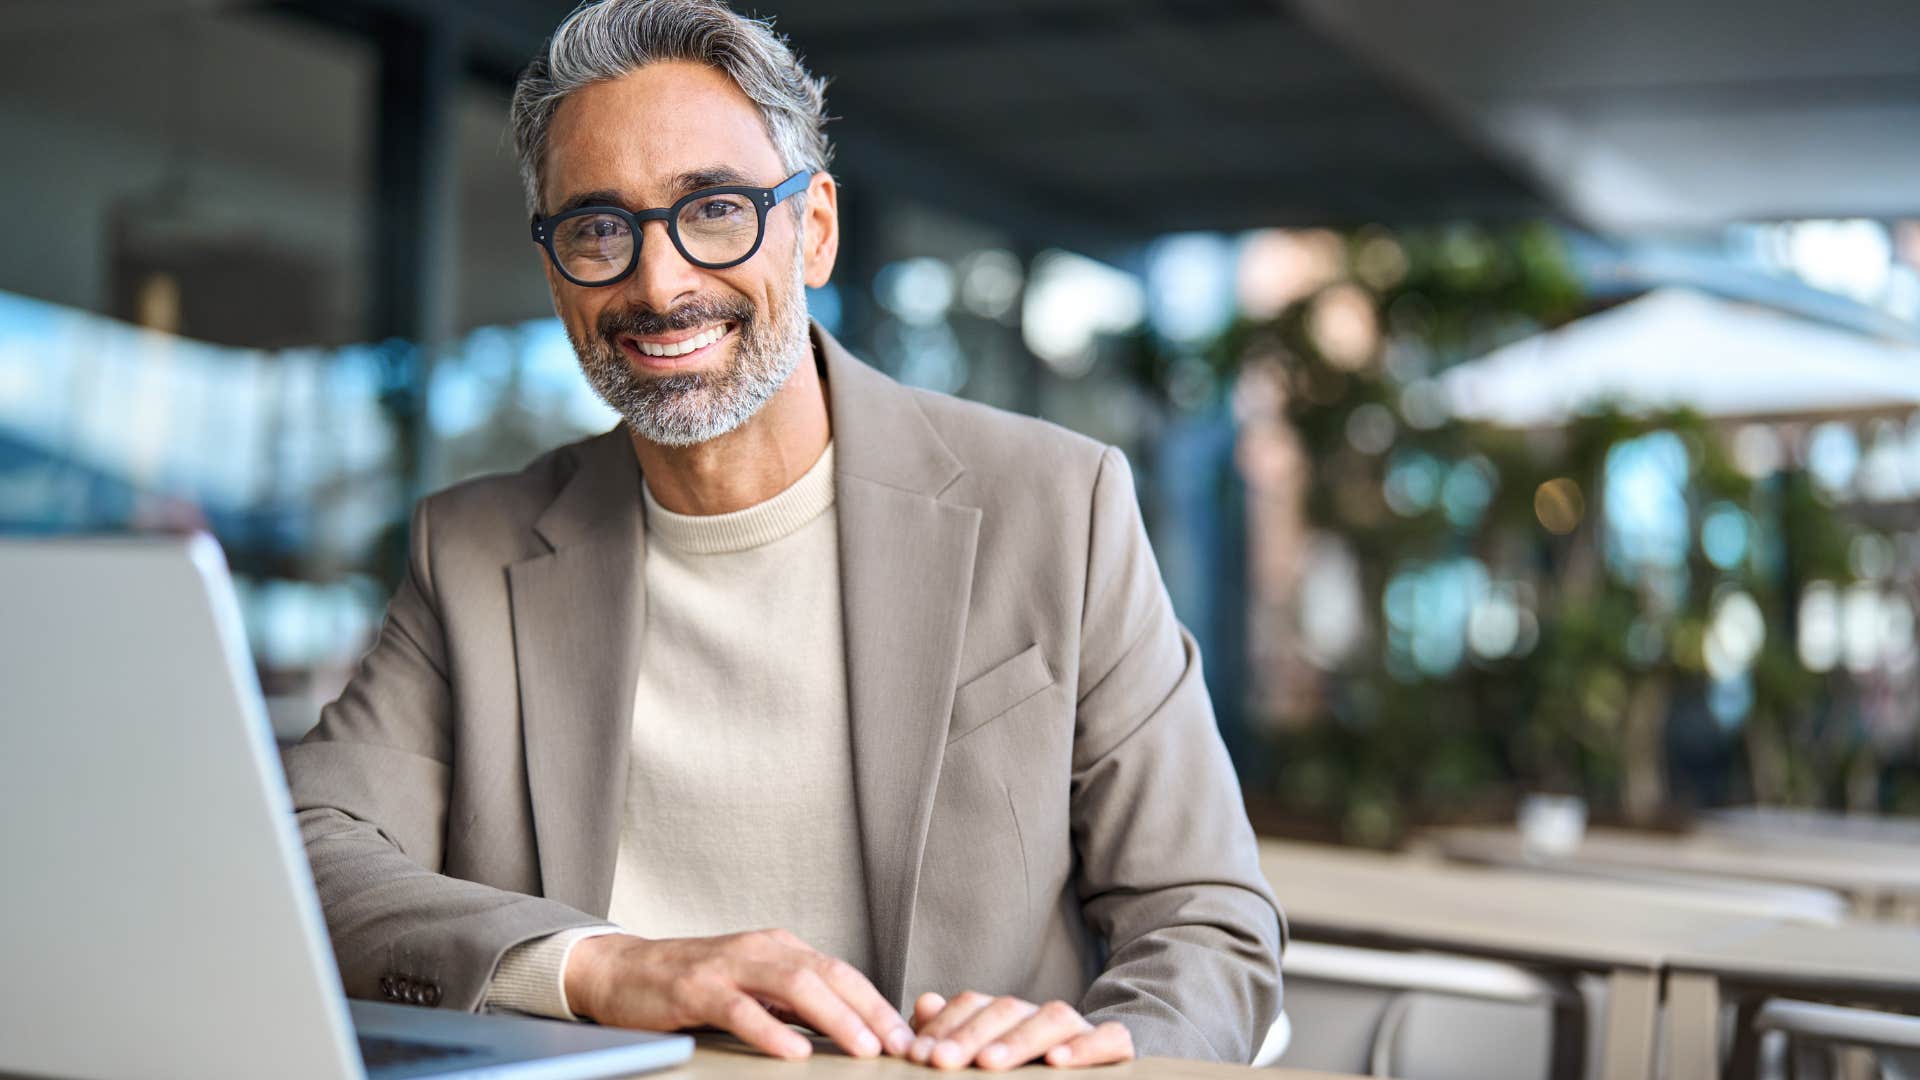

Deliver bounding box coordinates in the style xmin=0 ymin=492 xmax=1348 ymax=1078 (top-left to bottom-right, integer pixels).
xmin=981 ymin=1044 xmax=1007 ymax=1068
xmin=911 ymin=1036 xmax=935 ymax=1062
xmin=856 ymin=1031 xmax=881 ymax=1057
xmin=1049 ymin=1045 xmax=1072 ymax=1066
xmin=934 ymin=1040 xmax=962 ymax=1068
xmin=886 ymin=1027 xmax=913 ymax=1055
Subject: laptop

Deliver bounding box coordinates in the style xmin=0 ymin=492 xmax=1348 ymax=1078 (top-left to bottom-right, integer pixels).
xmin=0 ymin=533 xmax=693 ymax=1080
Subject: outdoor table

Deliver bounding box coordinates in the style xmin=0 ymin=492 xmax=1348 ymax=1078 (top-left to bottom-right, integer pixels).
xmin=1425 ymin=823 xmax=1920 ymax=918
xmin=1260 ymin=839 xmax=1791 ymax=1080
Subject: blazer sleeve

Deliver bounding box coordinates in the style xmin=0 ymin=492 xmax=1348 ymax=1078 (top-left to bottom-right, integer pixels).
xmin=1070 ymin=445 xmax=1287 ymax=1063
xmin=281 ymin=495 xmax=604 ymax=1012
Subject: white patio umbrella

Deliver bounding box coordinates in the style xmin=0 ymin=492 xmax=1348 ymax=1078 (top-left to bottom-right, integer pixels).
xmin=1440 ymin=288 xmax=1920 ymax=427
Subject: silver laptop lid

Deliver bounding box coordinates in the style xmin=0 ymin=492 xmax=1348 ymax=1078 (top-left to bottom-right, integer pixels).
xmin=0 ymin=534 xmax=364 ymax=1080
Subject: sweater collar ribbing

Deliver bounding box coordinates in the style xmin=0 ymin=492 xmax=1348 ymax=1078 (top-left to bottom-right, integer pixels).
xmin=641 ymin=441 xmax=835 ymax=555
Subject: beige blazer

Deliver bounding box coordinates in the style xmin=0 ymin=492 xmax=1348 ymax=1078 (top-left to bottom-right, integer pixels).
xmin=284 ymin=323 xmax=1284 ymax=1062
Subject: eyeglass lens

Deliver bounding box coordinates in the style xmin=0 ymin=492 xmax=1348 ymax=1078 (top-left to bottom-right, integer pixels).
xmin=550 ymin=191 xmax=761 ymax=282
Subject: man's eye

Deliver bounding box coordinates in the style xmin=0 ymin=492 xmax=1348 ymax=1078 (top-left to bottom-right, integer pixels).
xmin=561 ymin=216 xmax=624 ymax=240
xmin=695 ymin=198 xmax=746 ymax=221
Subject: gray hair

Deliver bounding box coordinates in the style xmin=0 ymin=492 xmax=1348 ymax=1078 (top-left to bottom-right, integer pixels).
xmin=509 ymin=0 xmax=833 ymax=218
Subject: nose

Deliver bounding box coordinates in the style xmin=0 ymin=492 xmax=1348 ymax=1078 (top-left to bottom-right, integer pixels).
xmin=620 ymin=218 xmax=702 ymax=313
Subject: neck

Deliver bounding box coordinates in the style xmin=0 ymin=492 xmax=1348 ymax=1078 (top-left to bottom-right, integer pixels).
xmin=627 ymin=343 xmax=831 ymax=515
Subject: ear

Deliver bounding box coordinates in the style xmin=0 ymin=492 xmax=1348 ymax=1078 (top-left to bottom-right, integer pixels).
xmin=799 ymin=172 xmax=840 ymax=289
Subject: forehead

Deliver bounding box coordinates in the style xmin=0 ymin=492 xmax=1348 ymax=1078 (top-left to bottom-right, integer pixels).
xmin=543 ymin=60 xmax=784 ymax=206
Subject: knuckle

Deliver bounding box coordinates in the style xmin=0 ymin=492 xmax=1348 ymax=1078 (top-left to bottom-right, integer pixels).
xmin=1041 ymin=1000 xmax=1078 ymax=1022
xmin=721 ymin=995 xmax=760 ymax=1028
xmin=779 ymin=965 xmax=817 ymax=995
xmin=954 ymin=990 xmax=990 ymax=1010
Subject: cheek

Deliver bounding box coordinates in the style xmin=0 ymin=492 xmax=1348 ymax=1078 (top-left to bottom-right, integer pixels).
xmin=706 ymin=270 xmax=773 ymax=315
xmin=558 ymin=292 xmax=609 ymax=339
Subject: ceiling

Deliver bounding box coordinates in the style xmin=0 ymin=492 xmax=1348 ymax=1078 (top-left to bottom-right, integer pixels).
xmin=19 ymin=0 xmax=1920 ymax=262
xmin=1293 ymin=0 xmax=1920 ymax=233
xmin=738 ymin=0 xmax=1557 ymax=244
xmin=265 ymin=0 xmax=1555 ymax=252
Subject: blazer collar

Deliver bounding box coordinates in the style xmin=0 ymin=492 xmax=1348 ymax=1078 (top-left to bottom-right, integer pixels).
xmin=814 ymin=321 xmax=964 ymax=499
xmin=530 ymin=424 xmax=643 ymax=554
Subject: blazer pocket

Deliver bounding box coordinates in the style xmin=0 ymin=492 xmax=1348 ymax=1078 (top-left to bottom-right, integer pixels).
xmin=948 ymin=642 xmax=1055 ymax=745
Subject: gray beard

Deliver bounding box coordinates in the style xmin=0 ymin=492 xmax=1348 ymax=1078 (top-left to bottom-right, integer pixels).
xmin=571 ymin=243 xmax=810 ymax=448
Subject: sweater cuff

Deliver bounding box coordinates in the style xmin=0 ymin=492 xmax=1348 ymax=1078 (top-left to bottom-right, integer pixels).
xmin=484 ymin=925 xmax=627 ymax=1020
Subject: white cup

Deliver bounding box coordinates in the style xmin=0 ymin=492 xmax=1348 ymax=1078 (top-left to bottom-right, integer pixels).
xmin=1518 ymin=793 xmax=1587 ymax=857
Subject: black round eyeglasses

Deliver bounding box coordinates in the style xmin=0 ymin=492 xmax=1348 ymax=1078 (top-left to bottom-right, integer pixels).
xmin=531 ymin=170 xmax=812 ymax=287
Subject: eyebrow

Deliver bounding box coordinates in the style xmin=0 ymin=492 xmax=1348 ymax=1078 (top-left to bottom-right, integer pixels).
xmin=545 ymin=165 xmax=762 ymax=218
xmin=547 ymin=189 xmax=626 ymax=217
xmin=671 ymin=165 xmax=757 ymax=193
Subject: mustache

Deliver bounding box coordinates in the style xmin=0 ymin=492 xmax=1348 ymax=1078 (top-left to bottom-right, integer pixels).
xmin=597 ymin=296 xmax=755 ymax=343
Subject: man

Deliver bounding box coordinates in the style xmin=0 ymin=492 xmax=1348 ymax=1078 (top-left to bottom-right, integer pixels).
xmin=285 ymin=0 xmax=1283 ymax=1070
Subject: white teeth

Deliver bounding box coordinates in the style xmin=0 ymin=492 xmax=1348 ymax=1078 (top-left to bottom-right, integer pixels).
xmin=636 ymin=324 xmax=726 ymax=357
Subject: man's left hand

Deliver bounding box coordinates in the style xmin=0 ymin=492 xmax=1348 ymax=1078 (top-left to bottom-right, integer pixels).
xmin=906 ymin=992 xmax=1135 ymax=1070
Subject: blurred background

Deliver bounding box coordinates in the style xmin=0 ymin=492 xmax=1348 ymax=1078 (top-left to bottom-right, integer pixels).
xmin=6 ymin=0 xmax=1920 ymax=847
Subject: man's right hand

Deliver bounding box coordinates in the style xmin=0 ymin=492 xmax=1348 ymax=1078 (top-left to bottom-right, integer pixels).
xmin=563 ymin=929 xmax=913 ymax=1061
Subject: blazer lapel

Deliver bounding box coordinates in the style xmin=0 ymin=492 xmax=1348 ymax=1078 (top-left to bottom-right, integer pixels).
xmin=818 ymin=326 xmax=979 ymax=1005
xmin=508 ymin=426 xmax=646 ymax=916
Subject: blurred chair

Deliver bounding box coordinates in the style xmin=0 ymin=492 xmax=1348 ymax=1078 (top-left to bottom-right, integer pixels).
xmin=1751 ymin=999 xmax=1920 ymax=1080
xmin=1269 ymin=940 xmax=1588 ymax=1079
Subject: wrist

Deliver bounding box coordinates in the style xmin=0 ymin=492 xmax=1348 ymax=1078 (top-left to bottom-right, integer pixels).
xmin=564 ymin=933 xmax=625 ymax=1022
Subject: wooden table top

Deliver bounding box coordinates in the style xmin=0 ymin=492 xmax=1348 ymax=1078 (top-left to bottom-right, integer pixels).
xmin=1260 ymin=838 xmax=1780 ymax=972
xmin=1664 ymin=919 xmax=1920 ymax=1002
xmin=671 ymin=1037 xmax=1365 ymax=1080
xmin=1426 ymin=824 xmax=1920 ymax=901
xmin=1700 ymin=806 xmax=1920 ymax=847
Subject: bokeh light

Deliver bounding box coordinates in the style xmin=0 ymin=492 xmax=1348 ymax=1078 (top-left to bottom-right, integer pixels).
xmin=1534 ymin=477 xmax=1584 ymax=535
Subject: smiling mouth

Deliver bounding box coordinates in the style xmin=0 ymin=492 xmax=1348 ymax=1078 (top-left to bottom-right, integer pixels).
xmin=622 ymin=321 xmax=736 ymax=359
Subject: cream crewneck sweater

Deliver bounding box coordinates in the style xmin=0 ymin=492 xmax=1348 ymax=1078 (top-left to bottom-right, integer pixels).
xmin=485 ymin=441 xmax=870 ymax=1018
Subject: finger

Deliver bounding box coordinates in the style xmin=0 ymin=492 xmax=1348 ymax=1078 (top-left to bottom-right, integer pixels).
xmin=746 ymin=965 xmax=883 ymax=1059
xmin=816 ymin=957 xmax=913 ymax=1056
xmin=977 ymin=1001 xmax=1094 ymax=1071
xmin=909 ymin=991 xmax=994 ymax=1063
xmin=931 ymin=996 xmax=1042 ymax=1070
xmin=1046 ymin=1021 xmax=1135 ymax=1068
xmin=710 ymin=992 xmax=812 ymax=1060
xmin=913 ymin=992 xmax=948 ymax=1030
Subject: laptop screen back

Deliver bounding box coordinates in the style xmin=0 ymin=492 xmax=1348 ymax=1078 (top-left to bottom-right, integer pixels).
xmin=0 ymin=535 xmax=363 ymax=1080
